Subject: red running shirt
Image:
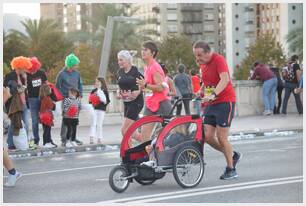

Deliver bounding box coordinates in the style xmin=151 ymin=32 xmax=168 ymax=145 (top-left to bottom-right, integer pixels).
xmin=200 ymin=53 xmax=236 ymax=105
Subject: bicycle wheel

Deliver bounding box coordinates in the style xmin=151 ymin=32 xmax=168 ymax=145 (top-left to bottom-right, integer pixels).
xmin=173 ymin=146 xmax=204 ymax=188
xmin=109 ymin=165 xmax=130 ymax=193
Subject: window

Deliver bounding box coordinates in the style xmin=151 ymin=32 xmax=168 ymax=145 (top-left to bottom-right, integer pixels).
xmin=163 ymin=123 xmax=197 ymax=150
xmin=205 ymin=13 xmax=214 ymax=20
xmin=292 ymin=5 xmax=296 ymax=10
xmin=235 ymin=40 xmax=239 ymax=43
xmin=167 ymin=13 xmax=177 ymax=21
xmin=167 ymin=4 xmax=177 ymax=9
xmin=235 ymin=27 xmax=239 ymax=31
xmin=167 ymin=24 xmax=178 ymax=32
xmin=292 ymin=20 xmax=296 ymax=24
xmin=235 ymin=3 xmax=239 ymax=5
xmin=276 ymin=16 xmax=279 ymax=21
xmin=204 ymin=25 xmax=214 ymax=32
xmin=236 ymin=52 xmax=239 ymax=56
xmin=235 ymin=14 xmax=239 ymax=18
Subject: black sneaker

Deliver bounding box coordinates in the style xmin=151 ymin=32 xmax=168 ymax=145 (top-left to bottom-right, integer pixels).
xmin=75 ymin=139 xmax=83 ymax=145
xmin=233 ymin=151 xmax=242 ymax=169
xmin=220 ymin=167 xmax=238 ymax=180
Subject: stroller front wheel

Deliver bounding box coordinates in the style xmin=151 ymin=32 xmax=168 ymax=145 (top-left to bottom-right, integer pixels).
xmin=109 ymin=165 xmax=130 ymax=193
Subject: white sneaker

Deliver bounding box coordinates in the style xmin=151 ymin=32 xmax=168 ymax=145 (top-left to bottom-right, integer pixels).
xmin=65 ymin=141 xmax=73 ymax=148
xmin=43 ymin=143 xmax=56 ymax=148
xmin=263 ymin=110 xmax=272 ymax=115
xmin=70 ymin=141 xmax=78 ymax=147
xmin=141 ymin=160 xmax=157 ymax=168
xmin=4 ymin=171 xmax=22 ymax=187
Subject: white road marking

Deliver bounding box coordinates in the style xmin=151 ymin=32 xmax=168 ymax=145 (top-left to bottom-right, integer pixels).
xmin=95 ymin=178 xmax=109 ymax=182
xmin=131 ymin=179 xmax=302 ymax=203
xmin=100 ymin=175 xmax=302 ymax=203
xmin=3 ymin=164 xmax=117 ymax=178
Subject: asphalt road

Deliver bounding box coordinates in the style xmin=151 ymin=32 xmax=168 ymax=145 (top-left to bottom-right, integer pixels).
xmin=3 ymin=133 xmax=303 ymax=203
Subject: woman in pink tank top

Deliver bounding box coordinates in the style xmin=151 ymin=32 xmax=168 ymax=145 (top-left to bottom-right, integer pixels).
xmin=136 ymin=41 xmax=172 ymax=141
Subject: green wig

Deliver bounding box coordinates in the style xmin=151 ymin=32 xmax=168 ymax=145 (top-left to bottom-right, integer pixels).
xmin=65 ymin=53 xmax=80 ymax=68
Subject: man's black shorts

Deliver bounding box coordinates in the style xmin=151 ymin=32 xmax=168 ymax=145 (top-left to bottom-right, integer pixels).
xmin=203 ymin=102 xmax=235 ymax=127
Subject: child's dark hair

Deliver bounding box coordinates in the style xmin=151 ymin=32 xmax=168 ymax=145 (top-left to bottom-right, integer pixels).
xmin=97 ymin=77 xmax=108 ymax=91
xmin=160 ymin=63 xmax=168 ymax=75
xmin=142 ymin=41 xmax=158 ymax=58
xmin=69 ymin=87 xmax=80 ymax=97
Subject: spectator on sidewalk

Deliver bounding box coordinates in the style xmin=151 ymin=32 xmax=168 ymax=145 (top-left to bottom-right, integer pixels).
xmin=116 ymin=50 xmax=144 ymax=137
xmin=160 ymin=63 xmax=177 ymax=102
xmin=4 ymin=56 xmax=32 ymax=150
xmin=173 ymin=64 xmax=193 ymax=115
xmin=26 ymin=57 xmax=47 ymax=148
xmin=62 ymin=88 xmax=81 ymax=147
xmin=136 ymin=41 xmax=172 ymax=141
xmin=191 ymin=69 xmax=201 ymax=115
xmin=294 ymin=73 xmax=303 ymax=94
xmin=281 ymin=55 xmax=303 ymax=115
xmin=56 ymin=53 xmax=84 ymax=146
xmin=250 ymin=62 xmax=278 ymax=115
xmin=3 ymin=87 xmax=22 ymax=187
xmin=89 ymin=77 xmax=110 ymax=144
xmin=269 ymin=63 xmax=284 ymax=114
xmin=39 ymin=83 xmax=57 ymax=148
xmin=193 ymin=40 xmax=241 ymax=180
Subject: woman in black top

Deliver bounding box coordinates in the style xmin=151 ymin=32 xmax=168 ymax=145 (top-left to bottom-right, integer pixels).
xmin=117 ymin=50 xmax=144 ymax=136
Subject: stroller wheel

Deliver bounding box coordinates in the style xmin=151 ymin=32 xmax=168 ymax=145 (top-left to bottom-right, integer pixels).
xmin=173 ymin=146 xmax=204 ymax=188
xmin=109 ymin=165 xmax=130 ymax=193
xmin=135 ymin=178 xmax=156 ymax=185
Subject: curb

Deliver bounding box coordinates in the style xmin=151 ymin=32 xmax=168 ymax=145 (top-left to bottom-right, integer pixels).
xmin=9 ymin=128 xmax=302 ymax=159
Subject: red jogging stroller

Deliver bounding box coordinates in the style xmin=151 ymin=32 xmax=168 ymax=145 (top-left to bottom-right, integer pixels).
xmin=109 ymin=97 xmax=205 ymax=193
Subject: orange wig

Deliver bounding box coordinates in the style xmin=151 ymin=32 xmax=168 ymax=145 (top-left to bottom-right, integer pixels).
xmin=10 ymin=56 xmax=32 ymax=71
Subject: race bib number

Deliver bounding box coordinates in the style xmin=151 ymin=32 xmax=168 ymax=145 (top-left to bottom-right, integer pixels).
xmin=32 ymin=79 xmax=42 ymax=87
xmin=204 ymin=86 xmax=215 ymax=96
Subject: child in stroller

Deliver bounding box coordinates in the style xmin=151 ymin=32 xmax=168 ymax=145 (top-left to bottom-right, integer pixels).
xmin=141 ymin=119 xmax=189 ymax=167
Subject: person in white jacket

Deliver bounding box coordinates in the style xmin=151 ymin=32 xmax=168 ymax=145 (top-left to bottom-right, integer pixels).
xmin=89 ymin=77 xmax=110 ymax=144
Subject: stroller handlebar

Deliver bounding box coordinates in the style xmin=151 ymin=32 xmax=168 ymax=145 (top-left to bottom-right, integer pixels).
xmin=169 ymin=95 xmax=201 ymax=115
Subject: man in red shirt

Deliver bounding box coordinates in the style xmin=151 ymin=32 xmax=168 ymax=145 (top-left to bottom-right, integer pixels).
xmin=193 ymin=40 xmax=242 ymax=180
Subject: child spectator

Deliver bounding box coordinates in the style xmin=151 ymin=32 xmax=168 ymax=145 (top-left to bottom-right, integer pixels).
xmin=89 ymin=77 xmax=110 ymax=144
xmin=63 ymin=88 xmax=81 ymax=147
xmin=39 ymin=83 xmax=57 ymax=148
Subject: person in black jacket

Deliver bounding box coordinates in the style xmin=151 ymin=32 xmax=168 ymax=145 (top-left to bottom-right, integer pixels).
xmin=269 ymin=63 xmax=284 ymax=114
xmin=88 ymin=77 xmax=110 ymax=144
xmin=4 ymin=56 xmax=31 ymax=150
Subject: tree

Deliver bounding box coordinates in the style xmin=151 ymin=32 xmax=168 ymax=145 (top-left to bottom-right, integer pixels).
xmin=234 ymin=34 xmax=287 ymax=80
xmin=67 ymin=4 xmax=156 ymax=83
xmin=7 ymin=18 xmax=74 ymax=76
xmin=74 ymin=43 xmax=99 ymax=85
xmin=286 ymin=27 xmax=303 ymax=60
xmin=3 ymin=31 xmax=29 ymax=66
xmin=158 ymin=35 xmax=197 ymax=77
xmin=11 ymin=18 xmax=60 ymax=54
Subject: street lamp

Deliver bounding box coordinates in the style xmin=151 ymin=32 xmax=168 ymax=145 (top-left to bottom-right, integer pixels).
xmin=98 ymin=16 xmax=140 ymax=78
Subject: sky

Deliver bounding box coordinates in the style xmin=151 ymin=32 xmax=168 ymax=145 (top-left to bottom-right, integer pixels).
xmin=3 ymin=3 xmax=40 ymax=19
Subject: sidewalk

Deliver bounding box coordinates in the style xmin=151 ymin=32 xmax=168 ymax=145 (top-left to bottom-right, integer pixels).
xmin=9 ymin=113 xmax=303 ymax=157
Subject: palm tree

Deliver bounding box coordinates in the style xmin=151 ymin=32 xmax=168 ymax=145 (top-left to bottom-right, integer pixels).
xmin=286 ymin=27 xmax=303 ymax=60
xmin=10 ymin=18 xmax=61 ymax=55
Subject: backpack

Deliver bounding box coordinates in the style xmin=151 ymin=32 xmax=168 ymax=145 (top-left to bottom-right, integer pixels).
xmin=283 ymin=63 xmax=296 ymax=82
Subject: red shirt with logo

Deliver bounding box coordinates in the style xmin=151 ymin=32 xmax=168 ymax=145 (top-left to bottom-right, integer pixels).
xmin=200 ymin=53 xmax=236 ymax=105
